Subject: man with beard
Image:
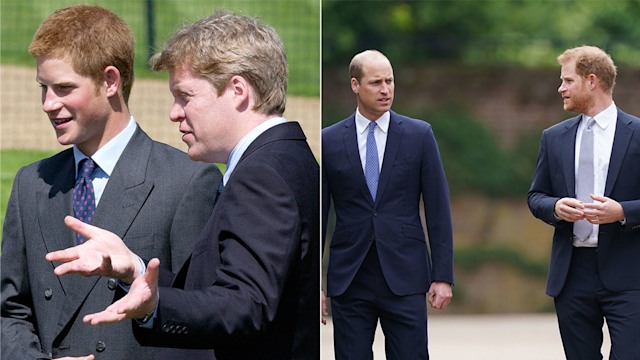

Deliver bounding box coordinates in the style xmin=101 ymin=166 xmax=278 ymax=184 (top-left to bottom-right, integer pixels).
xmin=529 ymin=45 xmax=640 ymax=359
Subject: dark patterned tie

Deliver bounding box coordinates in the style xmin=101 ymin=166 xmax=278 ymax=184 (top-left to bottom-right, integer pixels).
xmin=74 ymin=158 xmax=97 ymax=243
xmin=574 ymin=118 xmax=595 ymax=241
xmin=365 ymin=121 xmax=379 ymax=201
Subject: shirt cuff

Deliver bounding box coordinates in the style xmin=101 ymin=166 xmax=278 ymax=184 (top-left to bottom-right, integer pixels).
xmin=117 ymin=256 xmax=147 ymax=291
xmin=135 ymin=301 xmax=159 ymax=329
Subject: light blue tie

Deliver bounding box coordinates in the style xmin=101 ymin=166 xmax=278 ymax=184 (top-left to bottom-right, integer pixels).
xmin=574 ymin=118 xmax=595 ymax=241
xmin=365 ymin=121 xmax=379 ymax=200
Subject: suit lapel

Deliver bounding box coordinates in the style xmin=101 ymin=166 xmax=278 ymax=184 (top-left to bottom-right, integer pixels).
xmin=560 ymin=116 xmax=581 ymax=196
xmin=605 ymin=111 xmax=633 ymax=196
xmin=342 ymin=116 xmax=374 ymax=205
xmin=55 ymin=128 xmax=154 ymax=333
xmin=376 ymin=112 xmax=402 ymax=205
xmin=92 ymin=128 xmax=154 ymax=239
xmin=34 ymin=150 xmax=105 ymax=338
xmin=39 ymin=150 xmax=77 ymax=256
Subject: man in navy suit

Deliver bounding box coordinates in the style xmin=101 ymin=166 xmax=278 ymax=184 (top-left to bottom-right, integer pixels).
xmin=45 ymin=11 xmax=319 ymax=359
xmin=529 ymin=45 xmax=640 ymax=359
xmin=321 ymin=50 xmax=454 ymax=359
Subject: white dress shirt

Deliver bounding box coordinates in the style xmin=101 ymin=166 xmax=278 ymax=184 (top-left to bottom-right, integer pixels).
xmin=573 ymin=102 xmax=617 ymax=247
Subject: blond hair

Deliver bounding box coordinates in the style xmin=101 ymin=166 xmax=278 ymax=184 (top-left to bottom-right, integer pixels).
xmin=558 ymin=46 xmax=617 ymax=94
xmin=150 ymin=11 xmax=288 ymax=116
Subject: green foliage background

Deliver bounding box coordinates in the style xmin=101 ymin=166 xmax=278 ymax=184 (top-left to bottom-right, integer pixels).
xmin=323 ymin=0 xmax=640 ymax=68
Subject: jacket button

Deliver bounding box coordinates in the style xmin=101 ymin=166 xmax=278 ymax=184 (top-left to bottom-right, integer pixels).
xmin=107 ymin=278 xmax=117 ymax=290
xmin=44 ymin=288 xmax=53 ymax=300
xmin=95 ymin=341 xmax=106 ymax=352
xmin=162 ymin=324 xmax=171 ymax=333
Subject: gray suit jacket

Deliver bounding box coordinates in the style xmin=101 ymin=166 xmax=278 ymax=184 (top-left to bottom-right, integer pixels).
xmin=1 ymin=127 xmax=221 ymax=359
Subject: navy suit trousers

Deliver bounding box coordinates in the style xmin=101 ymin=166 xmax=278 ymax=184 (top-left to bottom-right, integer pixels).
xmin=331 ymin=243 xmax=428 ymax=360
xmin=554 ymin=247 xmax=640 ymax=360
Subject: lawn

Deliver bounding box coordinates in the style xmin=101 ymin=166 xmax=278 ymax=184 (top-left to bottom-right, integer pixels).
xmin=1 ymin=149 xmax=56 ymax=237
xmin=0 ymin=0 xmax=320 ymax=96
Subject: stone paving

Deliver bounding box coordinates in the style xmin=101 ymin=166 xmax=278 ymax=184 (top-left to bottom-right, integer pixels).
xmin=321 ymin=314 xmax=612 ymax=359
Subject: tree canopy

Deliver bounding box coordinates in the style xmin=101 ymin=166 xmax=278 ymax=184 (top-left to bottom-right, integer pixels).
xmin=323 ymin=0 xmax=640 ymax=68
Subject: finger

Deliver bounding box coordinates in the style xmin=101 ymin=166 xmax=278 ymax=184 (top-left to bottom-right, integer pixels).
xmin=84 ymin=306 xmax=127 ymax=325
xmin=590 ymin=194 xmax=607 ymax=202
xmin=45 ymin=247 xmax=80 ymax=263
xmin=64 ymin=215 xmax=99 ymax=241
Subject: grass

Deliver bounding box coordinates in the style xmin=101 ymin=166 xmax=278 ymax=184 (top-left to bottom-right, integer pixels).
xmin=0 ymin=0 xmax=320 ymax=96
xmin=1 ymin=149 xmax=56 ymax=237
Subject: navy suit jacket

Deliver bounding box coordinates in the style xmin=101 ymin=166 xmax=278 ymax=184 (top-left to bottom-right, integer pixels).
xmin=322 ymin=111 xmax=454 ymax=297
xmin=528 ymin=108 xmax=640 ymax=297
xmin=133 ymin=122 xmax=319 ymax=360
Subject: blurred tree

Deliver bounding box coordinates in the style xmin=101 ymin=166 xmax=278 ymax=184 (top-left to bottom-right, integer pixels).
xmin=323 ymin=0 xmax=640 ymax=68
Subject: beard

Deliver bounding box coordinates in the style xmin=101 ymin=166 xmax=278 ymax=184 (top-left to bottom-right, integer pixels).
xmin=564 ymin=87 xmax=595 ymax=114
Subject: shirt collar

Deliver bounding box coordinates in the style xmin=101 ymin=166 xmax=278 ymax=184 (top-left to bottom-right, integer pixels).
xmin=585 ymin=101 xmax=617 ymax=129
xmin=73 ymin=116 xmax=137 ymax=176
xmin=355 ymin=108 xmax=390 ymax=135
xmin=222 ymin=116 xmax=287 ymax=185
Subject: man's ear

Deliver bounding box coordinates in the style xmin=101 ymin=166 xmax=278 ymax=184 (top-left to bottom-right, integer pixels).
xmin=103 ymin=66 xmax=121 ymax=97
xmin=351 ymin=77 xmax=359 ymax=94
xmin=587 ymin=73 xmax=598 ymax=90
xmin=229 ymin=75 xmax=250 ymax=109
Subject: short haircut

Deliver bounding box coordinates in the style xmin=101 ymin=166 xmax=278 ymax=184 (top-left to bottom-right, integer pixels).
xmin=150 ymin=11 xmax=288 ymax=116
xmin=29 ymin=5 xmax=135 ymax=103
xmin=557 ymin=45 xmax=617 ymax=94
xmin=349 ymin=49 xmax=389 ymax=83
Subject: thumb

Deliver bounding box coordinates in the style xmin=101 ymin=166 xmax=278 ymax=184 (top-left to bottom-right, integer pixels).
xmin=590 ymin=194 xmax=606 ymax=202
xmin=146 ymin=258 xmax=161 ymax=282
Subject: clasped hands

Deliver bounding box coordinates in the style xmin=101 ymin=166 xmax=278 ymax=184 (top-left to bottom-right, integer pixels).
xmin=45 ymin=216 xmax=159 ymax=326
xmin=554 ymin=194 xmax=624 ymax=224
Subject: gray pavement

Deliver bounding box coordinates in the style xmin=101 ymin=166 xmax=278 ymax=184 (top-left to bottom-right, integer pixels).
xmin=321 ymin=313 xmax=612 ymax=359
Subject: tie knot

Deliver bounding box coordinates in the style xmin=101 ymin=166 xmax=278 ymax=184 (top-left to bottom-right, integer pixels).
xmin=78 ymin=158 xmax=97 ymax=179
xmin=585 ymin=117 xmax=596 ymax=130
xmin=368 ymin=121 xmax=377 ymax=133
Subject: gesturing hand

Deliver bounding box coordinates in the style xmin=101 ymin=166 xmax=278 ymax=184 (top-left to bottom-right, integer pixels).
xmin=83 ymin=258 xmax=160 ymax=325
xmin=45 ymin=216 xmax=141 ymax=284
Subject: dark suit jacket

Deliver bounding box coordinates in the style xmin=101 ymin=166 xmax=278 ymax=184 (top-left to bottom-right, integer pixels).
xmin=322 ymin=111 xmax=454 ymax=298
xmin=132 ymin=122 xmax=320 ymax=360
xmin=528 ymin=108 xmax=640 ymax=297
xmin=1 ymin=127 xmax=221 ymax=359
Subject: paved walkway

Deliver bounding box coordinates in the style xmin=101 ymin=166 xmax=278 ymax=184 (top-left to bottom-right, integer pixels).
xmin=321 ymin=313 xmax=612 ymax=359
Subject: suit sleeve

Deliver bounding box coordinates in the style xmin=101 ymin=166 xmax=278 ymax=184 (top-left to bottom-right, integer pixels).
xmin=168 ymin=163 xmax=221 ymax=273
xmin=421 ymin=126 xmax=454 ymax=284
xmin=1 ymin=168 xmax=51 ymax=359
xmin=528 ymin=130 xmax=562 ymax=226
xmin=135 ymin=160 xmax=301 ymax=348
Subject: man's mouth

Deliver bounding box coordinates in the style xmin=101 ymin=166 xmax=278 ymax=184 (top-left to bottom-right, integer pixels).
xmin=51 ymin=118 xmax=72 ymax=125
